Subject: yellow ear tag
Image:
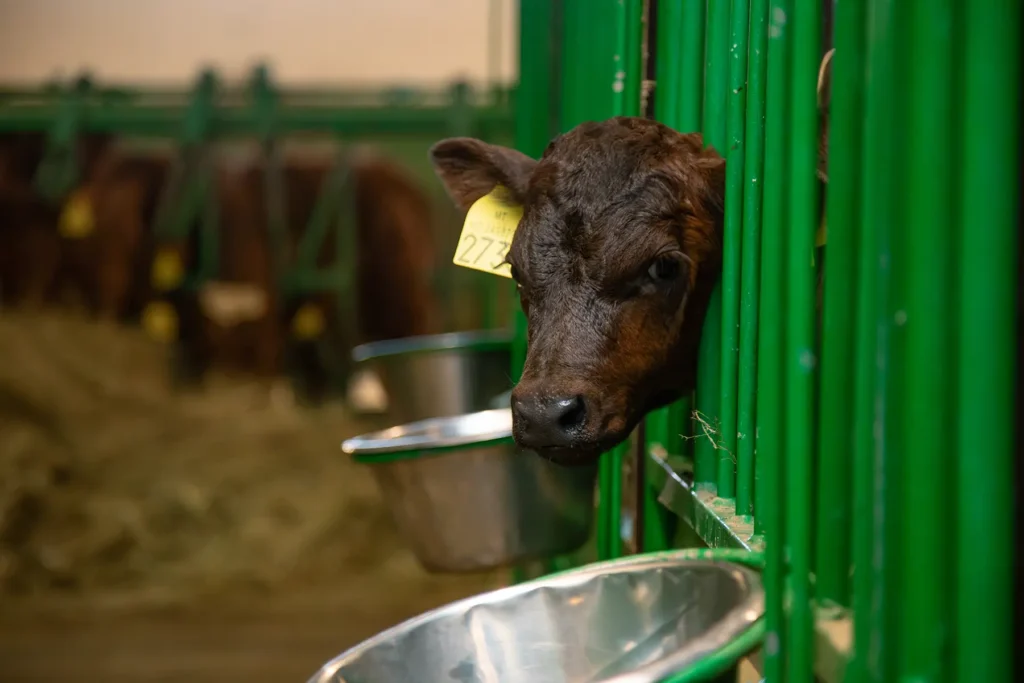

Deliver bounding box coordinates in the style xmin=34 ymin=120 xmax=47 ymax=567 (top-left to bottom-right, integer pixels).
xmin=58 ymin=190 xmax=95 ymax=239
xmin=142 ymin=301 xmax=178 ymax=343
xmin=292 ymin=303 xmax=326 ymax=340
xmin=152 ymin=248 xmax=185 ymax=291
xmin=452 ymin=185 xmax=522 ymax=278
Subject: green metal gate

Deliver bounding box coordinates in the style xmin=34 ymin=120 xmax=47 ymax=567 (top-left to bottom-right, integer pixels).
xmin=1 ymin=68 xmax=517 ymax=391
xmin=511 ymin=0 xmax=1019 ymax=681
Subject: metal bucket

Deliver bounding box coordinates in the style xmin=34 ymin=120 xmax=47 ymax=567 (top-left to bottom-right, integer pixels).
xmin=341 ymin=408 xmax=597 ymax=573
xmin=351 ymin=329 xmax=513 ymax=424
xmin=306 ymin=549 xmax=765 ymax=683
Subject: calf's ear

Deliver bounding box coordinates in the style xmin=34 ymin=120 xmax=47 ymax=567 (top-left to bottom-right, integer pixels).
xmin=429 ymin=138 xmax=537 ymax=211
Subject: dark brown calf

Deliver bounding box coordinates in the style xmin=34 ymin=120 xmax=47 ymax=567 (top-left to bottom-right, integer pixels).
xmin=431 ymin=117 xmax=725 ymax=465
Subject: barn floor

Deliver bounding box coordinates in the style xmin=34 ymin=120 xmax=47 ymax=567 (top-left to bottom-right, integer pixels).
xmin=0 ymin=310 xmax=501 ymax=682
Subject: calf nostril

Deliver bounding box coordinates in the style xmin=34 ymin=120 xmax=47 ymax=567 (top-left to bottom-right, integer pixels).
xmin=556 ymin=395 xmax=587 ymax=432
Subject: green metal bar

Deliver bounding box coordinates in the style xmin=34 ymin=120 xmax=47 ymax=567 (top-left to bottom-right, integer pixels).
xmin=600 ymin=0 xmax=643 ymax=562
xmin=33 ymin=74 xmax=91 ymax=202
xmin=756 ymin=0 xmax=791 ymax=675
xmin=294 ymin=160 xmax=354 ymax=272
xmin=693 ymin=292 xmax=722 ymax=487
xmin=510 ymin=0 xmax=560 ymax=583
xmin=718 ymin=0 xmax=750 ymax=503
xmin=644 ymin=0 xmax=688 ymax=553
xmin=678 ymin=0 xmax=706 ymax=133
xmin=702 ymin=0 xmax=730 ymax=149
xmin=642 ymin=408 xmax=675 ymax=551
xmin=783 ymin=3 xmax=820 ymax=682
xmin=814 ymin=0 xmax=866 ymax=609
xmin=677 ymin=0 xmax=707 ymax=489
xmin=251 ymin=66 xmax=291 ymax=280
xmin=736 ymin=0 xmax=767 ymax=519
xmin=663 ymin=0 xmax=704 ymax=497
xmin=850 ymin=0 xmax=904 ymax=681
xmin=955 ymin=1 xmax=1019 ymax=681
xmin=694 ymin=0 xmax=730 ymax=491
xmin=655 ymin=0 xmax=682 ymax=127
xmin=899 ymin=0 xmax=957 ymax=680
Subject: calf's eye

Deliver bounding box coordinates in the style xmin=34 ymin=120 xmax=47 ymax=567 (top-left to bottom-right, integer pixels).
xmin=647 ymin=255 xmax=682 ymax=283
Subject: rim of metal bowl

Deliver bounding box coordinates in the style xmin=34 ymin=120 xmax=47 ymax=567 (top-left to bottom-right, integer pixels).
xmin=351 ymin=329 xmax=513 ymax=363
xmin=306 ymin=548 xmax=766 ymax=683
xmin=341 ymin=408 xmax=514 ymax=463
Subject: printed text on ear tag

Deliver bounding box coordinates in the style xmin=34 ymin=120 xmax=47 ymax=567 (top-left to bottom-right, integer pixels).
xmin=452 ymin=185 xmax=522 ymax=279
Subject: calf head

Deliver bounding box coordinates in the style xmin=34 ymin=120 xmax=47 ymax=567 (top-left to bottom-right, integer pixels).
xmin=430 ymin=117 xmax=725 ymax=465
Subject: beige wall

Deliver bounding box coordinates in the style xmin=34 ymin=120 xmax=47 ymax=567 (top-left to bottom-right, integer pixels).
xmin=0 ymin=0 xmax=518 ymax=86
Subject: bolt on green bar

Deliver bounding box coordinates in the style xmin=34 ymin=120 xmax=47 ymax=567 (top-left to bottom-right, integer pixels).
xmin=736 ymin=0 xmax=768 ymax=520
xmin=718 ymin=0 xmax=751 ymax=504
xmin=782 ymin=1 xmax=820 ymax=681
xmin=757 ymin=0 xmax=792 ymax=679
xmin=813 ymin=0 xmax=865 ymax=609
xmin=955 ymin=0 xmax=1019 ymax=681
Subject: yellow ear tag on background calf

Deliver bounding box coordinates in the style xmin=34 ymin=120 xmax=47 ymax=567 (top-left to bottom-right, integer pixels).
xmin=142 ymin=301 xmax=178 ymax=343
xmin=152 ymin=248 xmax=185 ymax=291
xmin=292 ymin=303 xmax=326 ymax=340
xmin=58 ymin=189 xmax=95 ymax=239
xmin=451 ymin=185 xmax=522 ymax=279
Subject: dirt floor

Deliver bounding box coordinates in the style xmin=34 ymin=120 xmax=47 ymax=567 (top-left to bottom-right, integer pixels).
xmin=0 ymin=310 xmax=502 ymax=682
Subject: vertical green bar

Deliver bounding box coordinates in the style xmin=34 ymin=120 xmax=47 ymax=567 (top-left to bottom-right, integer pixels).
xmin=814 ymin=0 xmax=866 ymax=608
xmin=956 ymin=0 xmax=1019 ymax=681
xmin=695 ymin=0 xmax=730 ymax=491
xmin=512 ymin=0 xmax=560 ymax=584
xmin=644 ymin=0 xmax=687 ymax=553
xmin=850 ymin=0 xmax=904 ymax=681
xmin=513 ymin=0 xmax=558 ymax=381
xmin=757 ymin=1 xmax=791 ymax=678
xmin=900 ymin=0 xmax=956 ymax=680
xmin=703 ymin=0 xmax=730 ymax=148
xmin=736 ymin=0 xmax=768 ymax=519
xmin=562 ymin=0 xmax=643 ymax=561
xmin=656 ymin=0 xmax=682 ymax=128
xmin=679 ymin=0 xmax=706 ymax=481
xmin=784 ymin=2 xmax=819 ymax=682
xmin=678 ymin=0 xmax=707 ymax=133
xmin=642 ymin=408 xmax=676 ymax=551
xmin=718 ymin=0 xmax=749 ymax=501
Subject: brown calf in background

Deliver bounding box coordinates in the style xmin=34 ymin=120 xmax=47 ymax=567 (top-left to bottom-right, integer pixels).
xmin=165 ymin=146 xmax=439 ymax=401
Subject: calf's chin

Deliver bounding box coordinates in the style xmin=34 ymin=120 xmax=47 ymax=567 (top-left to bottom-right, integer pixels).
xmin=430 ymin=117 xmax=725 ymax=466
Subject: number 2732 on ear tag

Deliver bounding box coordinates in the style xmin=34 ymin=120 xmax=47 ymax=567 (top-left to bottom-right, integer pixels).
xmin=452 ymin=185 xmax=523 ymax=279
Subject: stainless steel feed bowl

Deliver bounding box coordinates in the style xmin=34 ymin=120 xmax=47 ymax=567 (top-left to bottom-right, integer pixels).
xmin=351 ymin=330 xmax=512 ymax=423
xmin=341 ymin=408 xmax=597 ymax=573
xmin=306 ymin=550 xmax=765 ymax=683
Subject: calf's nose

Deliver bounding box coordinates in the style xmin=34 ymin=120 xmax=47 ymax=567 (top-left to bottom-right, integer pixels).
xmin=511 ymin=393 xmax=588 ymax=448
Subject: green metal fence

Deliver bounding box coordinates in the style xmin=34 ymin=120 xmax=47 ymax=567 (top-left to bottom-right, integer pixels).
xmin=0 ymin=68 xmax=517 ymax=337
xmin=512 ymin=0 xmax=1019 ymax=680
